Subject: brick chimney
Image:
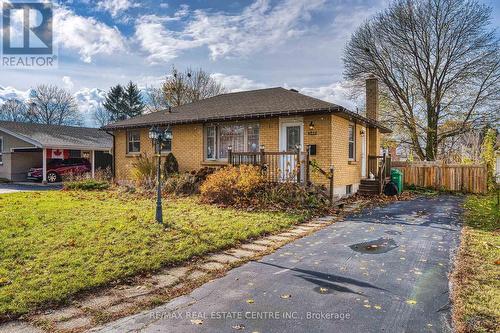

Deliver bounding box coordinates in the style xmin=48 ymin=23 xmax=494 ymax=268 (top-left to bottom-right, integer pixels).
xmin=366 ymin=75 xmax=378 ymax=121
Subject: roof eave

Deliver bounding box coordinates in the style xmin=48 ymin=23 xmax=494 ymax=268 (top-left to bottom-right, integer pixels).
xmin=102 ymin=106 xmax=392 ymax=133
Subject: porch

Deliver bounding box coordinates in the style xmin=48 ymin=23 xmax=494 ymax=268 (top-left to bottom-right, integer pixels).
xmin=228 ymin=148 xmax=392 ymax=196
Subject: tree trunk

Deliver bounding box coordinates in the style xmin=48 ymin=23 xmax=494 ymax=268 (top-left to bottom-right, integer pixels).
xmin=425 ymin=107 xmax=438 ymax=160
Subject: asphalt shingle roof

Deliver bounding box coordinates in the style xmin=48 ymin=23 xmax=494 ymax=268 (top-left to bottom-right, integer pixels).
xmin=103 ymin=87 xmax=391 ymax=133
xmin=0 ymin=121 xmax=112 ymax=150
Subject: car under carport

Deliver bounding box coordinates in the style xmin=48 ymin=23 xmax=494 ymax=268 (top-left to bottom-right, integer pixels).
xmin=0 ymin=121 xmax=112 ymax=182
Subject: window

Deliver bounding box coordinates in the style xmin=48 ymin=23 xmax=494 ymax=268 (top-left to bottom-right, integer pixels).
xmin=348 ymin=124 xmax=355 ymax=160
xmin=205 ymin=123 xmax=259 ymax=160
xmin=206 ymin=126 xmax=216 ymax=160
xmin=0 ymin=136 xmax=3 ymax=165
xmin=127 ymin=130 xmax=141 ymax=153
xmin=346 ymin=184 xmax=353 ymax=195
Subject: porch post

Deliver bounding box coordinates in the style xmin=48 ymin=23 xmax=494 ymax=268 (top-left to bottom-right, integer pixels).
xmin=91 ymin=150 xmax=95 ymax=178
xmin=42 ymin=148 xmax=47 ymax=184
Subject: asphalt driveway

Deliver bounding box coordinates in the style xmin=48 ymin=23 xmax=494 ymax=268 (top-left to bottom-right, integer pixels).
xmin=94 ymin=195 xmax=463 ymax=333
xmin=0 ymin=183 xmax=62 ymax=194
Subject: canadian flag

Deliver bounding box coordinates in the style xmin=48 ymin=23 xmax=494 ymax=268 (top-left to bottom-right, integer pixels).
xmin=47 ymin=149 xmax=70 ymax=160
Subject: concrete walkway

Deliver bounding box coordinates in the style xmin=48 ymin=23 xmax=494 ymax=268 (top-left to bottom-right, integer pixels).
xmin=93 ymin=195 xmax=463 ymax=333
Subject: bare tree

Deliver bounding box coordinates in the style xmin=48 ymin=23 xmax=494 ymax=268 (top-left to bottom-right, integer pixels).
xmin=162 ymin=66 xmax=226 ymax=107
xmin=343 ymin=0 xmax=500 ymax=160
xmin=0 ymin=99 xmax=28 ymax=122
xmin=94 ymin=104 xmax=113 ymax=127
xmin=144 ymin=86 xmax=169 ymax=113
xmin=27 ymin=84 xmax=82 ymax=125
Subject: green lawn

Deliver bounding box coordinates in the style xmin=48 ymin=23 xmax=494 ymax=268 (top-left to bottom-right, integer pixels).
xmin=0 ymin=190 xmax=304 ymax=319
xmin=453 ymin=194 xmax=500 ymax=333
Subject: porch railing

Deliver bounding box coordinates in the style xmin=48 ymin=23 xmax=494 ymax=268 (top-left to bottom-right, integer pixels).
xmin=228 ymin=147 xmax=336 ymax=202
xmin=368 ymin=153 xmax=392 ymax=193
xmin=228 ymin=148 xmax=305 ymax=183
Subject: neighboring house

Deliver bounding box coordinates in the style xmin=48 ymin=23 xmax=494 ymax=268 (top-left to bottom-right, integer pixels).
xmin=0 ymin=121 xmax=112 ymax=182
xmin=103 ymin=78 xmax=391 ymax=196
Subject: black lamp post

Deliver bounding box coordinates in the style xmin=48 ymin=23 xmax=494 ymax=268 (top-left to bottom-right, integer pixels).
xmin=149 ymin=126 xmax=173 ymax=225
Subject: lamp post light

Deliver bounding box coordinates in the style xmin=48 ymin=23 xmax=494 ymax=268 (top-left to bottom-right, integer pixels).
xmin=149 ymin=126 xmax=173 ymax=225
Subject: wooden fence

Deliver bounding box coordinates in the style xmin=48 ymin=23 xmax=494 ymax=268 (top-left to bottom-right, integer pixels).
xmin=391 ymin=161 xmax=487 ymax=194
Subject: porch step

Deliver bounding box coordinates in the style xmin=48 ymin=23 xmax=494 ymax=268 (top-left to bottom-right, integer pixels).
xmin=358 ymin=179 xmax=381 ymax=195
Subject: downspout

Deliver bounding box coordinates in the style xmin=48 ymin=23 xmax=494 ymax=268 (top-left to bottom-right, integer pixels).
xmin=105 ymin=131 xmax=116 ymax=180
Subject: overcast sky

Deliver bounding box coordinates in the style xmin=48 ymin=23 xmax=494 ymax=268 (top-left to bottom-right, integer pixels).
xmin=1 ymin=0 xmax=499 ymax=126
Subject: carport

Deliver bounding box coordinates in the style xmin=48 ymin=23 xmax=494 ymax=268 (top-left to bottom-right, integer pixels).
xmin=0 ymin=121 xmax=112 ymax=182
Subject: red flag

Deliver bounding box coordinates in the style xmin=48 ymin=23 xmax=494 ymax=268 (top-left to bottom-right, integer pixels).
xmin=47 ymin=149 xmax=69 ymax=159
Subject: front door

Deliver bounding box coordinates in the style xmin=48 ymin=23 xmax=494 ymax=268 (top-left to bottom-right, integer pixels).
xmin=279 ymin=122 xmax=303 ymax=181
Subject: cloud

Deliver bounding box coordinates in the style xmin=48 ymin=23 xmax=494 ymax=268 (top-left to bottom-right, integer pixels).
xmin=0 ymin=86 xmax=31 ymax=105
xmin=134 ymin=0 xmax=327 ymax=63
xmin=211 ymin=73 xmax=267 ymax=92
xmin=297 ymin=81 xmax=360 ymax=111
xmin=62 ymin=76 xmax=74 ymax=91
xmin=97 ymin=0 xmax=138 ymax=17
xmin=54 ymin=6 xmax=126 ymax=63
xmin=73 ymin=87 xmax=107 ymax=126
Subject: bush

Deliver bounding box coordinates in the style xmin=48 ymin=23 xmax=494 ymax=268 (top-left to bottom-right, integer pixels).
xmin=257 ymin=182 xmax=331 ymax=212
xmin=164 ymin=153 xmax=179 ymax=176
xmin=200 ymin=165 xmax=264 ymax=205
xmin=164 ymin=167 xmax=216 ymax=196
xmin=200 ymin=166 xmax=332 ymax=214
xmin=64 ymin=179 xmax=110 ymax=191
xmin=131 ymin=154 xmax=156 ymax=188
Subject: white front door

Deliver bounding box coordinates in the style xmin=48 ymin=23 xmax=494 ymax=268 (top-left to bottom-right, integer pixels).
xmin=279 ymin=121 xmax=304 ymax=181
xmin=361 ymin=129 xmax=367 ymax=178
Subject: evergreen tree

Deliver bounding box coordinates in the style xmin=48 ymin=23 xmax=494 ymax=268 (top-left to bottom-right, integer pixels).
xmin=103 ymin=84 xmax=126 ymax=121
xmin=123 ymin=81 xmax=144 ymax=118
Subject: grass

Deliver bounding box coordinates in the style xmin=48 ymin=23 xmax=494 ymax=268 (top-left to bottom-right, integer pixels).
xmin=0 ymin=190 xmax=304 ymax=319
xmin=452 ymin=193 xmax=500 ymax=333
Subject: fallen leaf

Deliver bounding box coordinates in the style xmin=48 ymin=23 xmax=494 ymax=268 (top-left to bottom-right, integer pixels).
xmin=319 ymin=287 xmax=329 ymax=293
xmin=363 ymin=304 xmax=371 ymax=308
xmin=406 ymin=299 xmax=417 ymax=305
xmin=374 ymin=305 xmax=382 ymax=310
xmin=280 ymin=294 xmax=292 ymax=299
xmin=191 ymin=319 xmax=203 ymax=325
xmin=246 ymin=299 xmax=254 ymax=304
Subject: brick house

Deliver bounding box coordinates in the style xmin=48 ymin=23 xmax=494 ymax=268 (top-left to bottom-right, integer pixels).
xmin=103 ymin=77 xmax=391 ymax=196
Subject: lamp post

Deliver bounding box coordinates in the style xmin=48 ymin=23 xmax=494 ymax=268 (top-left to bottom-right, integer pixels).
xmin=149 ymin=126 xmax=173 ymax=225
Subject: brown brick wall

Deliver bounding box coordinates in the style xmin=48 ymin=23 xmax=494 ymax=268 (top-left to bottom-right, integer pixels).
xmin=259 ymin=118 xmax=279 ymax=151
xmin=304 ymin=114 xmax=332 ymax=187
xmin=172 ymin=123 xmax=204 ymax=172
xmin=330 ymin=116 xmax=364 ymax=191
xmin=112 ymin=116 xmax=380 ymax=195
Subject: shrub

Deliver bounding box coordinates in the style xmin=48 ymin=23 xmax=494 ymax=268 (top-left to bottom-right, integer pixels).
xmin=200 ymin=165 xmax=264 ymax=205
xmin=200 ymin=166 xmax=332 ymax=214
xmin=131 ymin=154 xmax=156 ymax=188
xmin=164 ymin=153 xmax=179 ymax=176
xmin=62 ymin=167 xmax=112 ymax=182
xmin=64 ymin=179 xmax=110 ymax=191
xmin=164 ymin=167 xmax=216 ymax=196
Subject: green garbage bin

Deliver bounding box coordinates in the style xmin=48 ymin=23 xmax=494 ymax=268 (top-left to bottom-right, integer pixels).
xmin=391 ymin=169 xmax=403 ymax=194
